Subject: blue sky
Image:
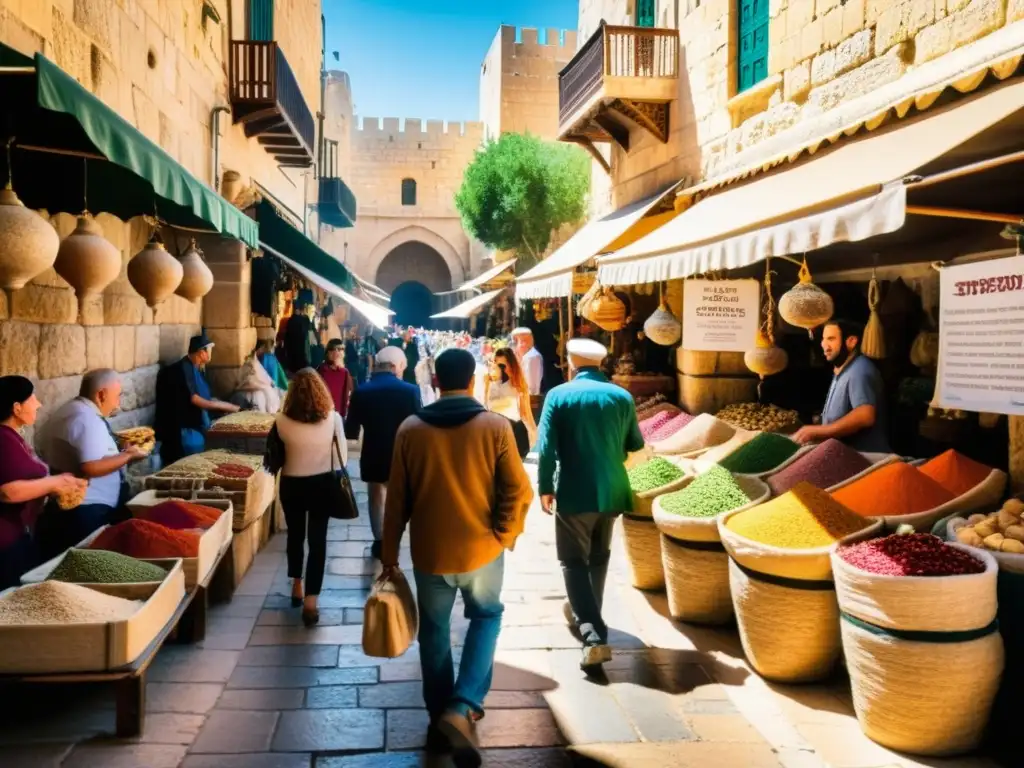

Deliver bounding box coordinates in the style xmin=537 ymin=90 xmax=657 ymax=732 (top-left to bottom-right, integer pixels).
xmin=323 ymin=0 xmax=578 ymax=124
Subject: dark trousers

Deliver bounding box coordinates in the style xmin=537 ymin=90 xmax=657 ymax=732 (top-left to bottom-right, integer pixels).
xmin=280 ymin=473 xmax=333 ymax=595
xmin=36 ymin=502 xmax=116 ymax=561
xmin=0 ymin=533 xmax=37 ymax=589
xmin=555 ymin=512 xmax=617 ymax=646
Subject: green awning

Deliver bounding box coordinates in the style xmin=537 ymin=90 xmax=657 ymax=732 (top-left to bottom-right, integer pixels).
xmin=0 ymin=47 xmax=258 ymax=248
xmin=256 ymin=200 xmax=353 ymax=291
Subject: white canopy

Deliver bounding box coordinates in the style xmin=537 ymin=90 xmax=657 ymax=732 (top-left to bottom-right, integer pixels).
xmin=430 ymin=289 xmax=504 ymax=319
xmin=451 ymin=258 xmax=517 ymax=293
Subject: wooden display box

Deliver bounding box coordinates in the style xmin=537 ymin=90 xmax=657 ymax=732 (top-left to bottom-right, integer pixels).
xmin=0 ymin=562 xmax=185 ymax=674
xmin=204 ymin=430 xmax=269 ymax=456
xmin=144 ymin=469 xmax=274 ymax=532
xmin=22 ymin=501 xmax=232 ymax=591
xmin=231 ymin=505 xmax=269 ymax=588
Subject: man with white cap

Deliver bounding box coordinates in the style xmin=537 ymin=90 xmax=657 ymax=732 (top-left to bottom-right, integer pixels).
xmin=511 ymin=327 xmax=544 ymax=396
xmin=346 ymin=345 xmax=422 ymax=560
xmin=535 ymin=337 xmax=644 ymax=672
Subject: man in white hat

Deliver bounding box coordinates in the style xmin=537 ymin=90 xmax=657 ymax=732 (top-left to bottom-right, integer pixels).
xmin=510 ymin=327 xmax=543 ymax=396
xmin=535 ymin=337 xmax=644 ymax=673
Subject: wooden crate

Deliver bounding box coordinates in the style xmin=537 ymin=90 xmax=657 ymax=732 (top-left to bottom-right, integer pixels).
xmin=204 ymin=430 xmax=269 ymax=456
xmin=144 ymin=469 xmax=274 ymax=532
xmin=0 ymin=563 xmax=185 ymax=674
xmin=22 ymin=504 xmax=232 ymax=591
xmin=230 ymin=507 xmax=267 ymax=588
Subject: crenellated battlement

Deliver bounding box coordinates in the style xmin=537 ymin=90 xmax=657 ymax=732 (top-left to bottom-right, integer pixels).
xmin=499 ymin=25 xmax=577 ymax=54
xmin=354 ymin=117 xmax=485 ymax=143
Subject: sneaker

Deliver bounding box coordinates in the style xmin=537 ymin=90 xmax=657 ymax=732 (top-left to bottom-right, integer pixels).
xmin=580 ymin=643 xmax=612 ymax=672
xmin=437 ymin=710 xmax=482 ymax=768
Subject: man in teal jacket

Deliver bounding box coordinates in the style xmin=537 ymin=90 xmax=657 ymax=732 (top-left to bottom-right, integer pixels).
xmin=536 ymin=338 xmax=644 ymax=672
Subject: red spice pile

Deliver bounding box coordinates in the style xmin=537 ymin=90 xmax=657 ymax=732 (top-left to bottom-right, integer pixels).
xmin=838 ymin=533 xmax=985 ymax=577
xmin=918 ymin=449 xmax=992 ymax=497
xmin=831 ymin=462 xmax=954 ymax=517
xmin=648 ymin=412 xmax=695 ymax=443
xmin=90 ymin=519 xmax=200 ymax=559
xmin=213 ymin=463 xmax=254 ymax=479
xmin=640 ymin=412 xmax=673 ymax=441
xmin=139 ymin=500 xmax=222 ymax=530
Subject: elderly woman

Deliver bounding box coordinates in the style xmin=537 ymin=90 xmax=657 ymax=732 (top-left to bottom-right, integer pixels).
xmin=0 ymin=376 xmax=86 ymax=588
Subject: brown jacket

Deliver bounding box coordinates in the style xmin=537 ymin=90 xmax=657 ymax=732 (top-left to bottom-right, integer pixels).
xmin=382 ymin=397 xmax=534 ymax=575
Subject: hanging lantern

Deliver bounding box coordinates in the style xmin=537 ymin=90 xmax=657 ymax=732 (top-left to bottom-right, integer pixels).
xmin=745 ymin=260 xmax=789 ymax=398
xmin=175 ymin=238 xmax=214 ymax=302
xmin=54 ymin=214 xmax=122 ymax=301
xmin=127 ymin=233 xmax=183 ymax=307
xmin=643 ymin=292 xmax=682 ymax=346
xmin=0 ymin=185 xmax=60 ymax=293
xmin=778 ymin=258 xmax=834 ymax=337
xmin=588 ymin=286 xmax=627 ymax=331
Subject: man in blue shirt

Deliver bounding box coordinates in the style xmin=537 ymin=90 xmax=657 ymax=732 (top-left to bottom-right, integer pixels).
xmin=793 ymin=319 xmax=890 ymax=453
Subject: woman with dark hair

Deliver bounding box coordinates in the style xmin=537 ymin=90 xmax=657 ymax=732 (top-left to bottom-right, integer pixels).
xmin=275 ymin=368 xmax=347 ymax=626
xmin=484 ymin=347 xmax=537 ymax=458
xmin=0 ymin=376 xmax=86 ymax=588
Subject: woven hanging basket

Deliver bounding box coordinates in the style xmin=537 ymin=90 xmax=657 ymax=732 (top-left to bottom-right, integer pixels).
xmin=644 ymin=300 xmax=682 ymax=346
xmin=779 ymin=260 xmax=834 ymax=337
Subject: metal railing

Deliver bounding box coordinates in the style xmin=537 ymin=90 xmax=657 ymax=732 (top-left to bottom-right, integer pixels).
xmin=558 ymin=23 xmax=679 ymax=125
xmin=230 ymin=41 xmax=315 ymax=156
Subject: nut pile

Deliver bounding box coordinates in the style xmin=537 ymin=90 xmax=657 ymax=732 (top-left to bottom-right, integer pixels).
xmin=839 ymin=533 xmax=985 ymax=576
xmin=0 ymin=581 xmax=142 ymax=625
xmin=628 ymin=457 xmax=686 ymax=494
xmin=49 ymin=549 xmax=167 ymax=584
xmin=716 ymin=403 xmax=799 ymax=432
xmin=660 ymin=466 xmax=749 ymax=519
xmin=953 ymin=498 xmax=1024 ymax=554
xmin=208 ymin=412 xmax=276 ymax=434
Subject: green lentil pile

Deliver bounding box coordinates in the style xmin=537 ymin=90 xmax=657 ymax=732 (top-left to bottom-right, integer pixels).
xmin=660 ymin=466 xmax=750 ymax=518
xmin=719 ymin=432 xmax=800 ymax=474
xmin=628 ymin=457 xmax=686 ymax=493
xmin=48 ymin=549 xmax=168 ymax=584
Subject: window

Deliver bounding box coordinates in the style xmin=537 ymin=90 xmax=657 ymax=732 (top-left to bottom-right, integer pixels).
xmin=247 ymin=0 xmax=273 ymax=41
xmin=401 ymin=178 xmax=417 ymax=206
xmin=737 ymin=0 xmax=769 ymax=93
xmin=636 ymin=0 xmax=656 ymax=27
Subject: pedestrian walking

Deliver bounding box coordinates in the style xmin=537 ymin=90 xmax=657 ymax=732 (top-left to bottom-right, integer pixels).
xmin=346 ymin=346 xmax=421 ymax=560
xmin=536 ymin=338 xmax=644 ymax=673
xmin=381 ymin=348 xmax=533 ymax=767
xmin=275 ymin=368 xmax=347 ymax=627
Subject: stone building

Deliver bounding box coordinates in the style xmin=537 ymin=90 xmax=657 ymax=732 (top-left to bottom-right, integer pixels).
xmin=0 ymin=0 xmax=326 ymax=440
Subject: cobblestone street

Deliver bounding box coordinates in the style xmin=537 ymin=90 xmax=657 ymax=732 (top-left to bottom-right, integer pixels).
xmin=0 ymin=458 xmax=1004 ymax=768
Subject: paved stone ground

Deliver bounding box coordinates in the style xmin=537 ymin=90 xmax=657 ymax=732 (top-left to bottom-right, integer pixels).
xmin=0 ymin=456 xmax=1006 ymax=767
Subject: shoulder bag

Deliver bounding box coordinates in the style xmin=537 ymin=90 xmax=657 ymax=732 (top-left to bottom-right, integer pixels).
xmin=328 ymin=432 xmax=360 ymax=520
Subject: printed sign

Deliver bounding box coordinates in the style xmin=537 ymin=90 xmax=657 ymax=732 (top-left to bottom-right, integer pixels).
xmin=681 ymin=279 xmax=759 ymax=352
xmin=936 ymin=255 xmax=1024 ymax=415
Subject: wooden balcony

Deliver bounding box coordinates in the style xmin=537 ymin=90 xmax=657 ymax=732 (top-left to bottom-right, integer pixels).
xmin=558 ymin=22 xmax=679 ymax=172
xmin=230 ymin=41 xmax=315 ymax=168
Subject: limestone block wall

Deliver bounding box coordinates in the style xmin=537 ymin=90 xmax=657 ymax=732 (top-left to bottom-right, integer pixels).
xmin=0 ymin=213 xmax=202 ymax=449
xmin=479 ymin=26 xmax=578 ymax=141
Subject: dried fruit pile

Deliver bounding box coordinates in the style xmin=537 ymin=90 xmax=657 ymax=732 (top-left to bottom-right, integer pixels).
xmin=838 ymin=533 xmax=985 ymax=576
xmin=953 ymin=498 xmax=1024 ymax=554
xmin=715 ymin=402 xmax=799 ymax=432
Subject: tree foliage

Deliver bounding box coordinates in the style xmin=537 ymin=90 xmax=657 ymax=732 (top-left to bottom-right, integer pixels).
xmin=455 ymin=133 xmax=590 ymax=265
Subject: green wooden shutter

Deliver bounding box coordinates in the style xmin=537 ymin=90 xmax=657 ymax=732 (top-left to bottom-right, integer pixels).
xmin=737 ymin=0 xmax=769 ymax=93
xmin=248 ymin=0 xmax=274 ymax=41
xmin=636 ymin=0 xmax=656 ymax=27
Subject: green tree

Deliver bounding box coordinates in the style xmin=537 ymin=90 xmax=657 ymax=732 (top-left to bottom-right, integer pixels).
xmin=455 ymin=133 xmax=590 ymax=266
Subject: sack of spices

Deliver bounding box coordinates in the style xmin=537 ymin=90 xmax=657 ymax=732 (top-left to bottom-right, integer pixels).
xmin=654 ymin=467 xmax=769 ymax=625
xmin=718 ymin=484 xmax=881 ymax=683
xmin=832 ymin=535 xmax=1002 ymax=756
xmin=362 ymin=569 xmax=418 ymax=659
xmin=620 ymin=457 xmax=690 ymax=590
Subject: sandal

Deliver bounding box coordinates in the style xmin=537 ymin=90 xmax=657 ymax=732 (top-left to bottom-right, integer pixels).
xmin=301 ymin=607 xmax=320 ymax=627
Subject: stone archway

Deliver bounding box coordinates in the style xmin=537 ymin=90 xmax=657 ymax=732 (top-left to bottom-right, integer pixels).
xmin=368 ymin=225 xmax=466 ymax=289
xmin=374 ymin=240 xmax=455 ymax=329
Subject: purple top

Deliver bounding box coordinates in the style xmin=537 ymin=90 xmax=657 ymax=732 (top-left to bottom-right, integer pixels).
xmin=0 ymin=425 xmax=49 ymax=548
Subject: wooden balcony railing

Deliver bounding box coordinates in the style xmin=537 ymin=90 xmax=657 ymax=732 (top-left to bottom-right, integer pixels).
xmin=558 ymin=22 xmax=679 ymax=126
xmin=230 ymin=41 xmax=315 ymax=167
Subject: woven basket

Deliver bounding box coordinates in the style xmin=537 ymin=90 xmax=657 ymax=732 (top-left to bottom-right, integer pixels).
xmin=620 ymin=514 xmax=667 ymax=591
xmin=832 ymin=544 xmax=1003 ymax=756
xmin=718 ymin=509 xmax=882 ymax=683
xmin=829 ymin=462 xmax=1006 ymax=532
xmin=653 ymin=474 xmax=769 ymax=624
xmin=630 ymin=474 xmax=691 ymax=518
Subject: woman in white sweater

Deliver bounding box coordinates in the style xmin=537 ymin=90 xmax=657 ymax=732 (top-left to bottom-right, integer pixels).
xmin=276 ymin=368 xmax=347 ymax=626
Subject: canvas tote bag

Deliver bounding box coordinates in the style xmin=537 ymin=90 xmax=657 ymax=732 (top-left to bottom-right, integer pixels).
xmin=362 ymin=569 xmax=418 ymax=658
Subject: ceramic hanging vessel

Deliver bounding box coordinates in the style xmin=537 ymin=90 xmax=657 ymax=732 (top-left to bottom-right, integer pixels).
xmin=643 ymin=299 xmax=682 ymax=346
xmin=0 ymin=184 xmax=60 ymax=291
xmin=54 ymin=214 xmax=122 ymax=300
xmin=745 ymin=330 xmax=788 ymax=378
xmin=127 ymin=233 xmax=183 ymax=307
xmin=779 ymin=259 xmax=833 ymax=337
xmin=175 ymin=238 xmax=214 ymax=302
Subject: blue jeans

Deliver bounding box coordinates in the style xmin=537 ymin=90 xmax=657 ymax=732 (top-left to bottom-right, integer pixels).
xmin=414 ymin=554 xmax=504 ymax=719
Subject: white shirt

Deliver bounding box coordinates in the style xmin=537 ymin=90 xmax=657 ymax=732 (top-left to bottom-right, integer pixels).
xmin=39 ymin=398 xmax=122 ymax=507
xmin=487 ymin=379 xmax=522 ymax=421
xmin=275 ymin=411 xmax=347 ymax=477
xmin=521 ymin=347 xmax=543 ymax=395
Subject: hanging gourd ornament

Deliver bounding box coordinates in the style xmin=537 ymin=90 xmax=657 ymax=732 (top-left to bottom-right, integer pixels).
xmin=175 ymin=238 xmax=214 ymax=302
xmin=127 ymin=232 xmax=183 ymax=307
xmin=643 ymin=297 xmax=682 ymax=346
xmin=745 ymin=330 xmax=788 ymax=377
xmin=0 ymin=182 xmax=60 ymax=294
xmin=54 ymin=214 xmax=122 ymax=302
xmin=861 ymin=271 xmax=885 ymax=359
xmin=778 ymin=259 xmax=833 ymax=337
